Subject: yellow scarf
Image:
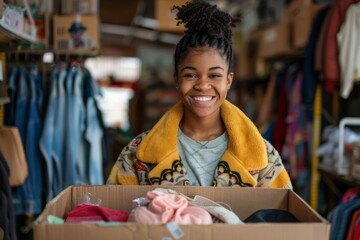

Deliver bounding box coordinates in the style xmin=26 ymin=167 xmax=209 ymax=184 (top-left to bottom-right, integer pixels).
xmin=136 ymin=100 xmax=268 ymax=186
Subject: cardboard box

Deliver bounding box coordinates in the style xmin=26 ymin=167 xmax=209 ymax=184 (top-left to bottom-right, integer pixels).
xmin=99 ymin=0 xmax=139 ymax=26
xmin=34 ymin=185 xmax=330 ymax=240
xmin=61 ymin=0 xmax=98 ymax=14
xmin=258 ymin=15 xmax=293 ymax=59
xmin=234 ymin=43 xmax=257 ymax=80
xmin=285 ymin=0 xmax=312 ymax=16
xmin=155 ymin=0 xmax=186 ymax=33
xmin=292 ymin=3 xmax=326 ymax=49
xmin=53 ymin=14 xmax=99 ymax=53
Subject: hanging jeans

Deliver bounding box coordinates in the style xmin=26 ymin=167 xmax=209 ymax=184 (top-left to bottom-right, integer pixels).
xmin=39 ymin=70 xmax=61 ymax=201
xmin=12 ymin=67 xmax=34 ymax=214
xmin=4 ymin=67 xmax=18 ymax=126
xmin=13 ymin=67 xmax=29 ymax=141
xmin=32 ymin=67 xmax=44 ymax=119
xmin=64 ymin=68 xmax=86 ymax=187
xmin=73 ymin=69 xmax=87 ymax=185
xmin=52 ymin=68 xmax=67 ymax=195
xmin=83 ymin=71 xmax=103 ymax=185
xmin=22 ymin=70 xmax=44 ymax=213
xmin=13 ymin=69 xmax=44 ymax=214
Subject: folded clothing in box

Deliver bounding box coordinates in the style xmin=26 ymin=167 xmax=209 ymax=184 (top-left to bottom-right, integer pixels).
xmin=65 ymin=204 xmax=128 ymax=223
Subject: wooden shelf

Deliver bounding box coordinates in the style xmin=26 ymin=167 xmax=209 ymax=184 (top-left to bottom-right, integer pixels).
xmin=0 ymin=97 xmax=9 ymax=105
xmin=0 ymin=3 xmax=37 ymax=43
xmin=0 ymin=20 xmax=36 ymax=43
xmin=1 ymin=48 xmax=99 ymax=56
xmin=318 ymin=162 xmax=360 ymax=187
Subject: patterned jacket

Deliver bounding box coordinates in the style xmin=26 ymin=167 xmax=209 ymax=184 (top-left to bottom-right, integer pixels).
xmin=107 ymin=100 xmax=292 ymax=189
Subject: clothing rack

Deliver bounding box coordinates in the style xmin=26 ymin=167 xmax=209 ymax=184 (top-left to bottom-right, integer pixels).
xmin=4 ymin=58 xmax=105 ymax=213
xmin=4 ymin=49 xmax=97 ymax=88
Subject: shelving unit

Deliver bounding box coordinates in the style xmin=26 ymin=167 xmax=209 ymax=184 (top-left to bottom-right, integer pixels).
xmin=4 ymin=49 xmax=99 ymax=57
xmin=318 ymin=162 xmax=360 ymax=187
xmin=0 ymin=19 xmax=36 ymax=43
xmin=317 ymin=162 xmax=360 ymax=216
xmin=0 ymin=97 xmax=9 ymax=105
xmin=0 ymin=0 xmax=37 ymax=43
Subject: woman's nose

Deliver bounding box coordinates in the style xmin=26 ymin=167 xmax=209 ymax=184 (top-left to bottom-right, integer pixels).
xmin=194 ymin=76 xmax=211 ymax=90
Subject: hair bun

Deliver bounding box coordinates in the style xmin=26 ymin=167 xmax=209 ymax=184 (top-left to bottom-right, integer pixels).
xmin=173 ymin=1 xmax=237 ymax=40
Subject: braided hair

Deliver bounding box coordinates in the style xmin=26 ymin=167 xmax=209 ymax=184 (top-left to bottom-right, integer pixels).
xmin=173 ymin=0 xmax=238 ymax=75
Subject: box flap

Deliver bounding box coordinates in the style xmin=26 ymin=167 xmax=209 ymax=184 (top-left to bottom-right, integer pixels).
xmin=36 ymin=186 xmax=73 ymax=223
xmin=288 ymin=191 xmax=328 ymax=223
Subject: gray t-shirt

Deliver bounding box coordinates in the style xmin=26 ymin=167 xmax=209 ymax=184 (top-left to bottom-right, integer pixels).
xmin=177 ymin=128 xmax=228 ymax=186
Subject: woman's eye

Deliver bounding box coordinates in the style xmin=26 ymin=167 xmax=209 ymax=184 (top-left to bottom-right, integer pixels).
xmin=184 ymin=73 xmax=197 ymax=79
xmin=210 ymin=74 xmax=221 ymax=79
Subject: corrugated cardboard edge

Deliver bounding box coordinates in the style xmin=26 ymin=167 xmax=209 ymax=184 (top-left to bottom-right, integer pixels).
xmin=35 ymin=186 xmax=74 ymax=224
xmin=288 ymin=190 xmax=331 ymax=239
xmin=34 ymin=186 xmax=331 ymax=240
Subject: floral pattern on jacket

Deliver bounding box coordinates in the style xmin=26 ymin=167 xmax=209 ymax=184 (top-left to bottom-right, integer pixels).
xmin=107 ymin=131 xmax=292 ymax=189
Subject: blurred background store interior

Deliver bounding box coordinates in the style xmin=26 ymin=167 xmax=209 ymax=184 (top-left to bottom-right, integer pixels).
xmin=1 ymin=0 xmax=360 ymax=239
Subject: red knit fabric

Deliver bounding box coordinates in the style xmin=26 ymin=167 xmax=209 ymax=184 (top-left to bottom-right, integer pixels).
xmin=65 ymin=204 xmax=129 ymax=223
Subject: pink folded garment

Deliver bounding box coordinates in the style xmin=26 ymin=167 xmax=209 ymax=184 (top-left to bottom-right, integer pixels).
xmin=65 ymin=204 xmax=129 ymax=223
xmin=174 ymin=206 xmax=213 ymax=225
xmin=147 ymin=190 xmax=188 ymax=222
xmin=154 ymin=188 xmax=243 ymax=224
xmin=129 ymin=190 xmax=212 ymax=225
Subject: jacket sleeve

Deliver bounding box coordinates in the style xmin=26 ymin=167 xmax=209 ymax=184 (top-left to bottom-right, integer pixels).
xmin=256 ymin=139 xmax=293 ymax=189
xmin=106 ymin=132 xmax=150 ymax=185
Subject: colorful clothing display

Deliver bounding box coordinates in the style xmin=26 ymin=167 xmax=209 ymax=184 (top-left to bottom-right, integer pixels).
xmin=323 ymin=0 xmax=360 ymax=93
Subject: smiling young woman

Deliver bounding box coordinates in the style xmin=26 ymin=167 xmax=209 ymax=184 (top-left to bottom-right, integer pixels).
xmin=107 ymin=0 xmax=292 ymax=189
xmin=176 ymin=48 xmax=232 ymax=141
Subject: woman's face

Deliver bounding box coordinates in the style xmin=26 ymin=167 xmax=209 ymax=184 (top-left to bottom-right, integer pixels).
xmin=175 ymin=48 xmax=233 ymax=119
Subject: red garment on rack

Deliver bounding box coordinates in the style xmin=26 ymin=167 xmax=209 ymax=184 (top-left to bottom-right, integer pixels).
xmin=353 ymin=220 xmax=360 ymax=240
xmin=343 ymin=187 xmax=360 ymax=204
xmin=273 ymin=71 xmax=289 ymax=155
xmin=346 ymin=209 xmax=360 ymax=240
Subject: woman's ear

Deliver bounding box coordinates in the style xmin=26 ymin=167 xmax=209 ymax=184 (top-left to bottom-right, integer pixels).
xmin=174 ymin=72 xmax=179 ymax=86
xmin=227 ymin=72 xmax=234 ymax=90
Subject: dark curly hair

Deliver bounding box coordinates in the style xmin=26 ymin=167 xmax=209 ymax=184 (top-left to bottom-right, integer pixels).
xmin=173 ymin=0 xmax=238 ymax=75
